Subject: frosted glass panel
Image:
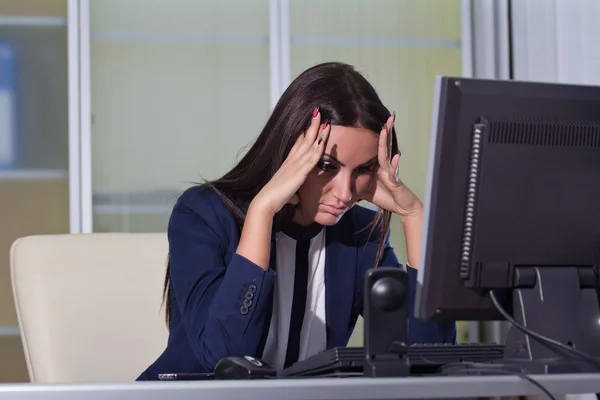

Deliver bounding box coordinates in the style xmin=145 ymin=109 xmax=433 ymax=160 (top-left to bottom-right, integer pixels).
xmin=91 ymin=42 xmax=269 ymax=193
xmin=90 ymin=0 xmax=268 ymax=36
xmin=290 ymin=0 xmax=461 ymax=40
xmin=89 ymin=0 xmax=270 ymax=233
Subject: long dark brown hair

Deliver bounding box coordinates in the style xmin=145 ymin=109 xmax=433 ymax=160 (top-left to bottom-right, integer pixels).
xmin=163 ymin=62 xmax=399 ymax=325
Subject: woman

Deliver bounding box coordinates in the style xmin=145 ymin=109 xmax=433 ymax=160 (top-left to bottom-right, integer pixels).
xmin=138 ymin=62 xmax=455 ymax=380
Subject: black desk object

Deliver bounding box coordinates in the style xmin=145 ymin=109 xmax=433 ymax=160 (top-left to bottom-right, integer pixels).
xmin=279 ymin=343 xmax=505 ymax=377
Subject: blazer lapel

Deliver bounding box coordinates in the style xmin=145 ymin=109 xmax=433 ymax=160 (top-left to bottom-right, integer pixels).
xmin=325 ymin=216 xmax=358 ymax=348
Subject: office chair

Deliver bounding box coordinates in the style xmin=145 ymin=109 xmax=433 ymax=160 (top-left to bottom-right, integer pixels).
xmin=10 ymin=233 xmax=169 ymax=383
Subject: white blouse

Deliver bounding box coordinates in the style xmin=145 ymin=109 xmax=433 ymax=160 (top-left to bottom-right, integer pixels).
xmin=261 ymin=226 xmax=327 ymax=370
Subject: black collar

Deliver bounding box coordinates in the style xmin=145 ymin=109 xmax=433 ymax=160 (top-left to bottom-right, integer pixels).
xmin=280 ymin=220 xmax=323 ymax=241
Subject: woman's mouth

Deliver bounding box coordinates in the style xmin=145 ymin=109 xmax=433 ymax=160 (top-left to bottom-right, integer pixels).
xmin=320 ymin=204 xmax=348 ymax=216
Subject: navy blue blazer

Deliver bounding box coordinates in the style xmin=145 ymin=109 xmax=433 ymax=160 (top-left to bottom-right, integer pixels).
xmin=138 ymin=186 xmax=455 ymax=380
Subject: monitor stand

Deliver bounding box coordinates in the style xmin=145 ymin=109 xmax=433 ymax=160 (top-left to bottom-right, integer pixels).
xmin=501 ymin=266 xmax=600 ymax=374
xmin=363 ymin=267 xmax=410 ymax=377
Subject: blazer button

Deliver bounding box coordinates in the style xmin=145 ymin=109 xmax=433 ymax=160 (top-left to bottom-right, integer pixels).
xmin=248 ymin=284 xmax=257 ymax=294
xmin=240 ymin=305 xmax=249 ymax=315
xmin=245 ymin=291 xmax=254 ymax=300
xmin=244 ymin=299 xmax=252 ymax=307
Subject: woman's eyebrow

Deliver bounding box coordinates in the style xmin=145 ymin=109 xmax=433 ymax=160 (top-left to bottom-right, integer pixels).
xmin=322 ymin=155 xmax=378 ymax=167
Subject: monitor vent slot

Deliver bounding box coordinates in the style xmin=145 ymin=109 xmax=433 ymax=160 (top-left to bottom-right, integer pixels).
xmin=484 ymin=118 xmax=600 ymax=148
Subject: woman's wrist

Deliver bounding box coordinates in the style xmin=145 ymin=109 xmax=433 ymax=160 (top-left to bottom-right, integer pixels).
xmin=236 ymin=201 xmax=275 ymax=271
xmin=399 ymin=206 xmax=424 ymax=269
xmin=391 ymin=185 xmax=423 ymax=220
xmin=248 ymin=196 xmax=276 ymax=219
xmin=247 ymin=198 xmax=276 ymax=219
xmin=397 ymin=201 xmax=424 ymax=222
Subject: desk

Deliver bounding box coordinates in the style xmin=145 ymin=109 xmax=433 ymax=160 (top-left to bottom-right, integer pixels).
xmin=0 ymin=374 xmax=599 ymax=400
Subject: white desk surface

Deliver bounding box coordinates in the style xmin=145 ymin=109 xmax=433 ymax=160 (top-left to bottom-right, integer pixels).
xmin=0 ymin=374 xmax=599 ymax=400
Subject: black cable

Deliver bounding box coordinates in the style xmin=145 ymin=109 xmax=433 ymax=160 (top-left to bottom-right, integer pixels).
xmin=489 ymin=290 xmax=600 ymax=371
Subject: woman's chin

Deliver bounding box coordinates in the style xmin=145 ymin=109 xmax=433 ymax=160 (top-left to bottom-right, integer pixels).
xmin=313 ymin=211 xmax=344 ymax=226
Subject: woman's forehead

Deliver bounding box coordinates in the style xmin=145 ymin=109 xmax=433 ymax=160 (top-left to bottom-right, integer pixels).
xmin=324 ymin=125 xmax=379 ymax=165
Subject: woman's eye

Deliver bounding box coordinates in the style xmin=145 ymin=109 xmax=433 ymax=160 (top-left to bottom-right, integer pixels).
xmin=356 ymin=165 xmax=375 ymax=174
xmin=316 ymin=161 xmax=337 ymax=172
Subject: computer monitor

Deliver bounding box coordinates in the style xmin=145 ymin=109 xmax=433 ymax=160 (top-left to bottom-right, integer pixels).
xmin=415 ymin=76 xmax=600 ymax=373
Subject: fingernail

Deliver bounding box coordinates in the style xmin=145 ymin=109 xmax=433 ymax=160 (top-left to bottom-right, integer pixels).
xmin=321 ymin=119 xmax=329 ymax=130
xmin=312 ymin=106 xmax=320 ymax=118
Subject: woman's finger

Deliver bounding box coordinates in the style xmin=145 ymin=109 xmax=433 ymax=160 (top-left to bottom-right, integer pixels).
xmin=387 ymin=113 xmax=395 ymax=160
xmin=377 ymin=125 xmax=390 ymax=168
xmin=390 ymin=153 xmax=401 ymax=182
xmin=314 ymin=119 xmax=330 ymax=147
xmin=304 ymin=106 xmax=322 ymax=144
xmin=308 ymin=121 xmax=331 ymax=166
xmin=391 ymin=153 xmax=400 ymax=171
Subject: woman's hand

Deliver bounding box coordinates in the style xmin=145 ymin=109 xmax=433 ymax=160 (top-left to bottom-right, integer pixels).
xmin=363 ymin=113 xmax=423 ymax=219
xmin=252 ymin=108 xmax=331 ymax=216
xmin=238 ymin=108 xmax=330 ymax=270
xmin=363 ymin=113 xmax=424 ymax=269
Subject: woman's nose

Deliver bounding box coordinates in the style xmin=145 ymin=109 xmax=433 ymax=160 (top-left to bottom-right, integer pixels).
xmin=332 ymin=174 xmax=353 ymax=204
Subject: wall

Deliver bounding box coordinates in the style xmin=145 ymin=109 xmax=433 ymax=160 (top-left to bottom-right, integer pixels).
xmin=88 ymin=0 xmax=271 ymax=232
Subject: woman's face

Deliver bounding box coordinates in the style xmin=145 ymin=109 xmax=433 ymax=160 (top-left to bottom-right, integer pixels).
xmin=294 ymin=124 xmax=379 ymax=226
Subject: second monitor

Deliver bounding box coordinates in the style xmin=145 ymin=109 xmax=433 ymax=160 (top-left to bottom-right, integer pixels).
xmin=416 ymin=76 xmax=600 ymax=373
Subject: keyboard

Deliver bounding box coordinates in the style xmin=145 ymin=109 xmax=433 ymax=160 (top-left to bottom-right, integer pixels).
xmin=279 ymin=343 xmax=505 ymax=377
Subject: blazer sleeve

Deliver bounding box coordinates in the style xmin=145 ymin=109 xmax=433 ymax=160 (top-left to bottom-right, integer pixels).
xmin=379 ymin=237 xmax=457 ymax=345
xmin=168 ymin=198 xmax=276 ymax=371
